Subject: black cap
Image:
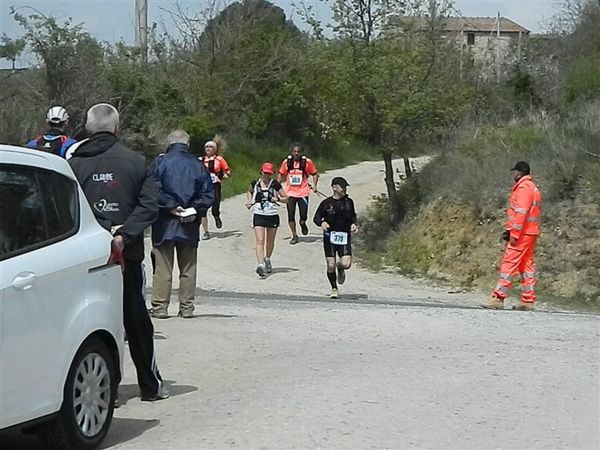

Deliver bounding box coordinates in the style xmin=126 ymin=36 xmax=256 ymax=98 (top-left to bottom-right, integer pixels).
xmin=331 ymin=176 xmax=350 ymax=188
xmin=510 ymin=161 xmax=530 ymax=174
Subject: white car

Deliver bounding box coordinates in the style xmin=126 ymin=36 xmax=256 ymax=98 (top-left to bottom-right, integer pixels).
xmin=0 ymin=145 xmax=124 ymax=449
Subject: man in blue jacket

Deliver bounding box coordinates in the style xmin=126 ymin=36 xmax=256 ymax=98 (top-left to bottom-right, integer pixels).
xmin=150 ymin=129 xmax=214 ymax=319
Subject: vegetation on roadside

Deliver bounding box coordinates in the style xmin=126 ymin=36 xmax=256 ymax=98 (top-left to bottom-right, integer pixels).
xmin=211 ymin=136 xmax=378 ymax=198
xmin=0 ymin=0 xmax=472 ymax=202
xmin=357 ymin=0 xmax=600 ymax=311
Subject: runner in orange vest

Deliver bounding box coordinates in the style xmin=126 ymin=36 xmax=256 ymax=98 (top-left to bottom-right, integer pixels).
xmin=277 ymin=144 xmax=319 ymax=245
xmin=483 ymin=161 xmax=542 ymax=311
xmin=201 ymin=137 xmax=231 ymax=240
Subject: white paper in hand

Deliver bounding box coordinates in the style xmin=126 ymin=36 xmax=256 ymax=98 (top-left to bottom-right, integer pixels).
xmin=177 ymin=207 xmax=197 ymax=218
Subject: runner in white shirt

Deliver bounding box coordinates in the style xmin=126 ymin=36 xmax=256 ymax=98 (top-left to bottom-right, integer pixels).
xmin=245 ymin=162 xmax=287 ymax=278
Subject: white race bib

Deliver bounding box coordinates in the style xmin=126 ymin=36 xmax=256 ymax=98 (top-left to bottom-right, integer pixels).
xmin=329 ymin=231 xmax=348 ymax=245
xmin=289 ymin=174 xmax=303 ymax=186
xmin=210 ymin=173 xmax=218 ymax=183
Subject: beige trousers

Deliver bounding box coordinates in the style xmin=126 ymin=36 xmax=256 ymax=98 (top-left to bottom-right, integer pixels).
xmin=151 ymin=241 xmax=197 ymax=313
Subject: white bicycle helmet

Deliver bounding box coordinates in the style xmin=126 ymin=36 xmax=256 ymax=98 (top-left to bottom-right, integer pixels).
xmin=46 ymin=106 xmax=69 ymax=124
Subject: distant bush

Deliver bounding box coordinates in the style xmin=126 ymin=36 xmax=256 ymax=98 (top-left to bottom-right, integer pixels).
xmin=185 ymin=135 xmax=379 ymax=199
xmin=564 ymin=55 xmax=600 ymax=103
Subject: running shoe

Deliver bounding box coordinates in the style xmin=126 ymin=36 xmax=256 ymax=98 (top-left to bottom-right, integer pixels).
xmin=256 ymin=264 xmax=266 ymax=278
xmin=202 ymin=231 xmax=210 ymax=240
xmin=330 ymin=288 xmax=339 ymax=299
xmin=215 ymin=217 xmax=223 ymax=229
xmin=300 ymin=222 xmax=309 ymax=235
xmin=336 ymin=263 xmax=346 ymax=285
xmin=290 ymin=235 xmax=299 ymax=245
xmin=264 ymin=257 xmax=273 ymax=273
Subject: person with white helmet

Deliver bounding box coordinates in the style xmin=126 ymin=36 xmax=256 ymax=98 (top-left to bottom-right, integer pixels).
xmin=25 ymin=105 xmax=77 ymax=158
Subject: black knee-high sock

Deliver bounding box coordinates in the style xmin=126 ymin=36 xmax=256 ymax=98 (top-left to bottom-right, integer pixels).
xmin=327 ymin=271 xmax=337 ymax=289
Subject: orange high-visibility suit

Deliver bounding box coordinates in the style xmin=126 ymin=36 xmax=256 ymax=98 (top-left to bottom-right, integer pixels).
xmin=492 ymin=175 xmax=542 ymax=303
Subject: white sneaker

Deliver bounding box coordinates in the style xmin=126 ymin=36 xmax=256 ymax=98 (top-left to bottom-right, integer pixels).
xmin=256 ymin=264 xmax=266 ymax=278
xmin=202 ymin=231 xmax=210 ymax=240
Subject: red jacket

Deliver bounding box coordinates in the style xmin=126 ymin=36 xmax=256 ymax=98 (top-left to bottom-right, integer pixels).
xmin=506 ymin=175 xmax=542 ymax=239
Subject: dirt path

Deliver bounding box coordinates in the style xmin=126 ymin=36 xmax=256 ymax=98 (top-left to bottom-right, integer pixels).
xmin=143 ymin=158 xmax=480 ymax=304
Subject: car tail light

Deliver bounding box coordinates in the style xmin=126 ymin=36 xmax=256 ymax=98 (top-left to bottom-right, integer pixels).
xmin=109 ymin=240 xmax=125 ymax=272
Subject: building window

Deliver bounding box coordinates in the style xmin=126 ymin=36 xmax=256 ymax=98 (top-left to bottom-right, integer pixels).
xmin=467 ymin=33 xmax=475 ymax=46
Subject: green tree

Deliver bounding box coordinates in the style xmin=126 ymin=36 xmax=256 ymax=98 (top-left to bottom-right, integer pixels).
xmin=302 ymin=0 xmax=473 ymax=225
xmin=165 ymin=0 xmax=311 ymax=140
xmin=11 ymin=8 xmax=109 ymax=123
xmin=0 ymin=34 xmax=26 ymax=70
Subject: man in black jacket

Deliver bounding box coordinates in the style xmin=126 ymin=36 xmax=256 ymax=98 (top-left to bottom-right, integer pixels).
xmin=69 ymin=103 xmax=168 ymax=402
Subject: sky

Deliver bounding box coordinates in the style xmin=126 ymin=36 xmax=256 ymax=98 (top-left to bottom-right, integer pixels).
xmin=0 ymin=0 xmax=560 ymax=66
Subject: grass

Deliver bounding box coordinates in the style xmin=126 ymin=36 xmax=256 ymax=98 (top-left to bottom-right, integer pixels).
xmin=212 ymin=135 xmax=378 ymax=199
xmin=358 ymin=101 xmax=600 ymax=312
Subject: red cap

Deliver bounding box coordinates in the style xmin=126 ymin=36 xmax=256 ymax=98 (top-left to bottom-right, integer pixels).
xmin=261 ymin=162 xmax=275 ymax=174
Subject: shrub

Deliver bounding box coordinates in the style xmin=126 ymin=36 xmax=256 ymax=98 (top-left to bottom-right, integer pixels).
xmin=360 ymin=101 xmax=600 ymax=310
xmin=564 ymin=55 xmax=600 ymax=103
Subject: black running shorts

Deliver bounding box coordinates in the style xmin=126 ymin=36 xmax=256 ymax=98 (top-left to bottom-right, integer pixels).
xmin=323 ymin=233 xmax=352 ymax=258
xmin=253 ymin=214 xmax=280 ymax=228
xmin=287 ymin=196 xmax=309 ymax=223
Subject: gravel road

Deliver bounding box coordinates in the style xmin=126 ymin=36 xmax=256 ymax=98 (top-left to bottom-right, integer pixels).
xmin=4 ymin=295 xmax=598 ymax=449
xmin=4 ymin=159 xmax=597 ymax=450
xmin=142 ymin=157 xmax=483 ymax=306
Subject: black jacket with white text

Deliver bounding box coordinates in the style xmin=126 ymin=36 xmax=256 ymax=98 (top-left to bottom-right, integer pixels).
xmin=69 ymin=132 xmax=158 ymax=261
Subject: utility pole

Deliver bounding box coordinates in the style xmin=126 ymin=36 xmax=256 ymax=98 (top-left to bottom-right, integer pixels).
xmin=496 ymin=11 xmax=501 ymax=83
xmin=134 ymin=0 xmax=148 ymax=61
xmin=459 ymin=29 xmax=464 ymax=80
xmin=517 ymin=30 xmax=522 ymax=65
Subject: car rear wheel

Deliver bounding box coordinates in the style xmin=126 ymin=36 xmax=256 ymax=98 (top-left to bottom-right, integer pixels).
xmin=41 ymin=337 xmax=117 ymax=450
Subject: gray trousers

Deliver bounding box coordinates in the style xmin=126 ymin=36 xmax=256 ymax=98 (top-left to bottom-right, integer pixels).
xmin=151 ymin=241 xmax=197 ymax=313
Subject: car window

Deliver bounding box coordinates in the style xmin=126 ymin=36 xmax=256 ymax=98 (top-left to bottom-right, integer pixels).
xmin=0 ymin=164 xmax=78 ymax=261
xmin=38 ymin=170 xmax=78 ymax=240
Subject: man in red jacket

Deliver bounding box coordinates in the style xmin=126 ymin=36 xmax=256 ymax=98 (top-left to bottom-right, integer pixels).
xmin=483 ymin=161 xmax=542 ymax=311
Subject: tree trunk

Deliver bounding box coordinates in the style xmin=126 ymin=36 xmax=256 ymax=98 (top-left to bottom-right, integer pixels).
xmin=383 ymin=152 xmax=401 ymax=226
xmin=403 ymin=156 xmax=413 ymax=179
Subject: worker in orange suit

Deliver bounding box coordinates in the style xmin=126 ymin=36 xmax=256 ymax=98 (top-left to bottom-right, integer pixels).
xmin=482 ymin=161 xmax=542 ymax=311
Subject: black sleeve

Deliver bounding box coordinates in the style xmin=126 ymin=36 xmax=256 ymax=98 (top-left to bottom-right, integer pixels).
xmin=116 ymin=164 xmax=158 ymax=242
xmin=273 ymin=180 xmax=283 ymax=191
xmin=313 ymin=199 xmax=326 ymax=227
xmin=348 ymin=198 xmax=357 ymax=224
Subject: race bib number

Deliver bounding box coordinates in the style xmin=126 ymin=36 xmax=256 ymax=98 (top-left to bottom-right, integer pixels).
xmin=289 ymin=174 xmax=303 ymax=186
xmin=210 ymin=173 xmax=218 ymax=183
xmin=330 ymin=231 xmax=348 ymax=245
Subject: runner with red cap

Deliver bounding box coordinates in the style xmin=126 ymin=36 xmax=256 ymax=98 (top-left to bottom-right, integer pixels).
xmin=246 ymin=162 xmax=287 ymax=277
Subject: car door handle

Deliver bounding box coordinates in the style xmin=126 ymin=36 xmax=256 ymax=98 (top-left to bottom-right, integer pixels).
xmin=12 ymin=272 xmax=37 ymax=290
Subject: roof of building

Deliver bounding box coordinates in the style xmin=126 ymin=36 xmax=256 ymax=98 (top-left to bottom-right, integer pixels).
xmin=441 ymin=17 xmax=530 ymax=33
xmin=392 ymin=16 xmax=530 ymax=34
